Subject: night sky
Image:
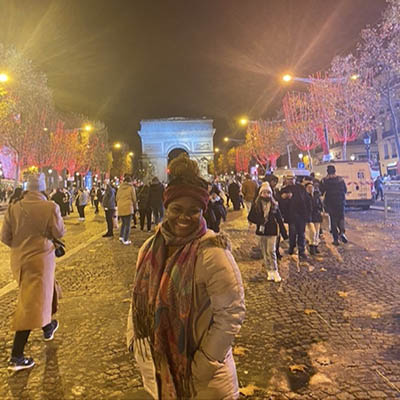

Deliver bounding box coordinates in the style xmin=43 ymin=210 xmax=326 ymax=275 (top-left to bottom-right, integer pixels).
xmin=0 ymin=0 xmax=387 ymax=153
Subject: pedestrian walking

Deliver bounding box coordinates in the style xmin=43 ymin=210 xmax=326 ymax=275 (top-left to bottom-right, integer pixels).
xmin=94 ymin=185 xmax=103 ymax=214
xmin=90 ymin=187 xmax=96 ymax=207
xmin=127 ymin=154 xmax=245 ymax=399
xmin=248 ymin=184 xmax=288 ymax=282
xmin=76 ymin=188 xmax=89 ymax=221
xmin=305 ymin=182 xmax=323 ymax=255
xmin=137 ymin=183 xmax=152 ymax=232
xmin=102 ymin=183 xmax=116 ymax=237
xmin=374 ymin=175 xmax=384 ymax=201
xmin=241 ymin=173 xmax=258 ymax=215
xmin=279 ymin=171 xmax=311 ymax=259
xmin=51 ymin=188 xmax=67 ymax=217
xmin=1 ymin=174 xmax=65 ymax=371
xmin=320 ymin=165 xmax=348 ymax=246
xmin=228 ymin=179 xmax=241 ymax=211
xmin=149 ymin=176 xmax=164 ymax=225
xmin=116 ymin=175 xmax=137 ymax=245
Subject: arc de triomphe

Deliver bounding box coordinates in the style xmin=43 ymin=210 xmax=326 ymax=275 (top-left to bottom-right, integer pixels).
xmin=138 ymin=118 xmax=215 ymax=182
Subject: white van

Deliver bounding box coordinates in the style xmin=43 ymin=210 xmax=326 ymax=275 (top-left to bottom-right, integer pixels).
xmin=273 ymin=167 xmax=310 ymax=187
xmin=313 ymin=161 xmax=374 ymax=209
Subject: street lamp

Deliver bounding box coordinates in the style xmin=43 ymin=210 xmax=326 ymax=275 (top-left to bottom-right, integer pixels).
xmin=113 ymin=142 xmax=121 ymax=149
xmin=224 ymin=137 xmax=245 ymax=143
xmin=215 ymin=147 xmax=220 ymax=153
xmin=239 ymin=117 xmax=249 ymax=126
xmin=0 ymin=73 xmax=9 ymax=83
xmin=84 ymin=124 xmax=93 ymax=132
xmin=363 ymin=133 xmax=371 ymax=161
xmin=128 ymin=152 xmax=134 ymax=157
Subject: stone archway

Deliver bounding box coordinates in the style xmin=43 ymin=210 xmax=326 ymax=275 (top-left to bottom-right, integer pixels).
xmin=168 ymin=148 xmax=189 ymax=166
xmin=138 ymin=118 xmax=215 ymax=182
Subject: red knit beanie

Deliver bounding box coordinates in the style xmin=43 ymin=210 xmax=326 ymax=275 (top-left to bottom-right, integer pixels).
xmin=163 ymin=184 xmax=209 ymax=210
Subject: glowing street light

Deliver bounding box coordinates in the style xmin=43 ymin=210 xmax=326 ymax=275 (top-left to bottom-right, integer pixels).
xmin=224 ymin=137 xmax=245 ymax=143
xmin=0 ymin=73 xmax=9 ymax=83
xmin=350 ymin=74 xmax=359 ymax=81
xmin=128 ymin=152 xmax=134 ymax=157
xmin=215 ymin=147 xmax=220 ymax=153
xmin=84 ymin=124 xmax=93 ymax=132
xmin=239 ymin=117 xmax=249 ymax=126
xmin=282 ymin=74 xmax=292 ymax=82
xmin=224 ymin=137 xmax=229 ymax=142
xmin=113 ymin=142 xmax=121 ymax=149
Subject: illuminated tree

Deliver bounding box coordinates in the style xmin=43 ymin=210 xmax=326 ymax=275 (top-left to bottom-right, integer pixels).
xmin=235 ymin=145 xmax=250 ymax=172
xmin=245 ymin=119 xmax=286 ymax=169
xmin=0 ymin=45 xmax=53 ymax=183
xmin=282 ymin=91 xmax=320 ymax=168
xmin=358 ymin=0 xmax=400 ymax=156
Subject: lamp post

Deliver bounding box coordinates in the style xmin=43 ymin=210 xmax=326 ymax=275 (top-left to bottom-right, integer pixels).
xmin=224 ymin=137 xmax=245 ymax=144
xmin=363 ymin=133 xmax=371 ymax=162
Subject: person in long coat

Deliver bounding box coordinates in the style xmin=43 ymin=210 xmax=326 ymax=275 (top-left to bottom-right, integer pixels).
xmin=1 ymin=174 xmax=65 ymax=371
xmin=127 ymin=154 xmax=245 ymax=399
xmin=116 ymin=175 xmax=137 ymax=245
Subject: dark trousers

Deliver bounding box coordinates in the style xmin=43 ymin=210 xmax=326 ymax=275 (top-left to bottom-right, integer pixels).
xmin=105 ymin=209 xmax=115 ymax=235
xmin=94 ymin=199 xmax=99 ymax=214
xmin=330 ymin=213 xmax=345 ymax=241
xmin=152 ymin=205 xmax=164 ymax=225
xmin=231 ymin=196 xmax=240 ymax=211
xmin=11 ymin=322 xmax=53 ymax=359
xmin=120 ymin=215 xmax=132 ymax=241
xmin=77 ymin=205 xmax=86 ymax=218
xmin=289 ymin=217 xmax=306 ymax=254
xmin=139 ymin=208 xmax=152 ymax=231
xmin=376 ymin=188 xmax=384 ymax=201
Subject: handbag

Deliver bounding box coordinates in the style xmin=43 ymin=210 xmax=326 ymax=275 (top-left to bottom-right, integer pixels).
xmin=53 ymin=238 xmax=66 ymax=258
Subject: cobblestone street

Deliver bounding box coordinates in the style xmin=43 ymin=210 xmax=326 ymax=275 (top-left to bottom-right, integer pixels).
xmin=0 ymin=206 xmax=399 ymax=399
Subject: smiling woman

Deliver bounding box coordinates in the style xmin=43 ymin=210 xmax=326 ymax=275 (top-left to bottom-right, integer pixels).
xmin=127 ymin=153 xmax=245 ymax=399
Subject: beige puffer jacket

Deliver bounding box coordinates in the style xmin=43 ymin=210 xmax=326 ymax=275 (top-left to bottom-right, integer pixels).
xmin=127 ymin=230 xmax=245 ymax=399
xmin=116 ymin=182 xmax=137 ymax=216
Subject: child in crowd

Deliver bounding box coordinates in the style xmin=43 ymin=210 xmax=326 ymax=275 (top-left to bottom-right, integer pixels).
xmin=248 ymin=183 xmax=288 ymax=282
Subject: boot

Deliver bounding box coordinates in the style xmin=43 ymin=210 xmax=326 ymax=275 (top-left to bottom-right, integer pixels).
xmin=314 ymin=245 xmax=320 ymax=254
xmin=309 ymin=245 xmax=316 ymax=255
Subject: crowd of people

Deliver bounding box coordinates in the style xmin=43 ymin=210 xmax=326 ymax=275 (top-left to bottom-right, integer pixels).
xmin=1 ymin=158 xmax=350 ymax=399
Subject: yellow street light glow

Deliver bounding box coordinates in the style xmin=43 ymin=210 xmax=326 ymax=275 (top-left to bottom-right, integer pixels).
xmin=114 ymin=142 xmax=121 ymax=149
xmin=215 ymin=147 xmax=220 ymax=153
xmin=282 ymin=74 xmax=292 ymax=82
xmin=239 ymin=117 xmax=249 ymax=126
xmin=0 ymin=73 xmax=9 ymax=83
xmin=224 ymin=137 xmax=229 ymax=142
xmin=350 ymin=74 xmax=359 ymax=81
xmin=128 ymin=152 xmax=134 ymax=156
xmin=84 ymin=124 xmax=93 ymax=132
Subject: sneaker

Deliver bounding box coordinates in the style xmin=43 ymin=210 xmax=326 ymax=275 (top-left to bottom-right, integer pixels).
xmin=340 ymin=234 xmax=348 ymax=244
xmin=44 ymin=320 xmax=59 ymax=341
xmin=102 ymin=233 xmax=113 ymax=238
xmin=123 ymin=240 xmax=132 ymax=245
xmin=8 ymin=356 xmax=35 ymax=372
xmin=272 ymin=271 xmax=282 ymax=282
xmin=332 ymin=240 xmax=340 ymax=246
xmin=266 ymin=271 xmax=275 ymax=281
xmin=119 ymin=237 xmax=124 ymax=242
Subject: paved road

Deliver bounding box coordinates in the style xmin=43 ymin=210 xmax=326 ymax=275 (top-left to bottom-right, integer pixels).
xmin=0 ymin=206 xmax=399 ymax=399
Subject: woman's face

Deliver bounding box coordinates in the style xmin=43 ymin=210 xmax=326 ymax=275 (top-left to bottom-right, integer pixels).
xmin=166 ymin=196 xmax=203 ymax=237
xmin=306 ymin=184 xmax=314 ymax=194
xmin=260 ymin=189 xmax=271 ymax=199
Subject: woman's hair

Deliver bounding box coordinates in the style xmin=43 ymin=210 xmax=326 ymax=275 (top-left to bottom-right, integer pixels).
xmin=168 ymin=154 xmax=208 ymax=189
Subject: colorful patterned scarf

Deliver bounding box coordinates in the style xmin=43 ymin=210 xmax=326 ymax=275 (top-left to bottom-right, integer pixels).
xmin=132 ymin=217 xmax=208 ymax=399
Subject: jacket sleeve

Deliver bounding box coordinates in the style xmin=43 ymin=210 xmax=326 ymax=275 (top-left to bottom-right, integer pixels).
xmin=1 ymin=206 xmax=13 ymax=247
xmin=275 ymin=209 xmax=288 ymax=239
xmin=49 ymin=203 xmax=66 ymax=239
xmin=198 ymin=247 xmax=245 ymax=363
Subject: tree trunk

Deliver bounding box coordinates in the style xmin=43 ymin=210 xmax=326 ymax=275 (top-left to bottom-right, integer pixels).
xmin=307 ymin=148 xmax=313 ymax=170
xmin=342 ymin=141 xmax=347 ymax=161
xmin=14 ymin=152 xmax=20 ymax=188
xmin=387 ymin=86 xmax=400 ymax=159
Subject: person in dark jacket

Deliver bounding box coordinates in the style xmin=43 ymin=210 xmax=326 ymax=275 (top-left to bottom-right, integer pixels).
xmin=205 ymin=192 xmax=226 ymax=233
xmin=305 ymin=182 xmax=323 ymax=255
xmin=149 ymin=177 xmax=164 ymax=225
xmin=320 ymin=165 xmax=347 ymax=246
xmin=248 ymin=184 xmax=288 ymax=282
xmin=51 ymin=188 xmax=67 ymax=217
xmin=279 ymin=172 xmax=311 ymax=259
xmin=137 ymin=183 xmax=152 ymax=232
xmin=374 ymin=175 xmax=384 ymax=201
xmin=9 ymin=187 xmax=24 ymax=205
xmin=94 ymin=186 xmax=103 ymax=214
xmin=102 ymin=184 xmax=116 ymax=237
xmin=228 ymin=179 xmax=241 ymax=211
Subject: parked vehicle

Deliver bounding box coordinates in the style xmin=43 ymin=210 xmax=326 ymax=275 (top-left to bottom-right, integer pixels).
xmin=273 ymin=168 xmax=311 ymax=187
xmin=313 ymin=161 xmax=374 ymax=209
